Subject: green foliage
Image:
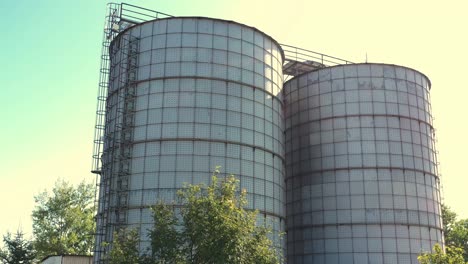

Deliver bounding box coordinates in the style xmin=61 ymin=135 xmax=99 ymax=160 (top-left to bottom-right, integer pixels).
xmin=32 ymin=179 xmax=95 ymax=260
xmin=0 ymin=230 xmax=35 ymax=264
xmin=108 ymin=229 xmax=141 ymax=264
xmin=447 ymin=219 xmax=468 ymax=261
xmin=148 ymin=202 xmax=182 ymax=263
xmin=442 ymin=205 xmax=468 ymax=261
xmin=110 ymin=169 xmax=282 ymax=264
xmin=443 ymin=204 xmax=458 ymax=237
xmin=418 ymin=244 xmax=467 ymax=264
xmin=174 ymin=172 xmax=281 ymax=264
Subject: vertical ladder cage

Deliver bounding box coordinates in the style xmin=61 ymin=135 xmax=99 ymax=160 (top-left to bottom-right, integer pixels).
xmin=91 ymin=4 xmax=173 ymax=175
xmin=92 ymin=4 xmax=121 ymax=263
xmin=91 ymin=3 xmax=172 ymax=263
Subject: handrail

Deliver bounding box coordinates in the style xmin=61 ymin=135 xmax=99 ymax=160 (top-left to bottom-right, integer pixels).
xmin=121 ymin=3 xmax=173 ymax=17
xmin=120 ymin=3 xmax=173 ymax=25
xmin=281 ymin=43 xmax=353 ymax=67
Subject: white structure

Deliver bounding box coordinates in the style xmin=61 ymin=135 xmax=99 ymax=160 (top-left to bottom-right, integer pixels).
xmin=284 ymin=64 xmax=442 ymax=264
xmin=94 ymin=16 xmax=285 ymax=263
xmin=92 ymin=4 xmax=443 ymax=264
xmin=41 ymin=255 xmax=93 ymax=264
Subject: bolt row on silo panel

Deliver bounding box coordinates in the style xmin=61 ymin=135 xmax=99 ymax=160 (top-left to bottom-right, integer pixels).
xmin=95 ymin=17 xmax=286 ymax=263
xmin=284 ymin=64 xmax=442 ymax=264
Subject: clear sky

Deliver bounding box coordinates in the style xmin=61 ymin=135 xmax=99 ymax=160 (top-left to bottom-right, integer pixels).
xmin=1 ymin=0 xmax=467 ymax=239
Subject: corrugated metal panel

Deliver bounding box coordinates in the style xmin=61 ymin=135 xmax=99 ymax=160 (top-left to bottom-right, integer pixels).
xmin=284 ymin=63 xmax=442 ymax=264
xmin=62 ymin=256 xmax=93 ymax=264
xmin=41 ymin=256 xmax=61 ymax=264
xmin=95 ymin=16 xmax=286 ymax=263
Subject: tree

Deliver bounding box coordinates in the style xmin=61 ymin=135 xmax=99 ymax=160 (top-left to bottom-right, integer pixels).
xmin=173 ymin=173 xmax=281 ymax=264
xmin=442 ymin=205 xmax=468 ymax=261
xmin=418 ymin=244 xmax=466 ymax=264
xmin=147 ymin=202 xmax=182 ymax=263
xmin=32 ymin=180 xmax=95 ymax=260
xmin=0 ymin=230 xmax=35 ymax=264
xmin=108 ymin=229 xmax=141 ymax=264
xmin=447 ymin=220 xmax=468 ymax=261
xmin=443 ymin=204 xmax=458 ymax=238
xmin=111 ymin=169 xmax=282 ymax=263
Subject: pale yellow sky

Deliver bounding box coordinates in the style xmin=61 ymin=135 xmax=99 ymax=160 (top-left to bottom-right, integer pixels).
xmin=226 ymin=0 xmax=468 ymax=218
xmin=1 ymin=0 xmax=466 ymax=240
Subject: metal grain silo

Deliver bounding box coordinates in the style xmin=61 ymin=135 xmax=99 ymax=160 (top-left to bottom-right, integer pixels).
xmin=94 ymin=16 xmax=285 ymax=262
xmin=284 ymin=63 xmax=442 ymax=264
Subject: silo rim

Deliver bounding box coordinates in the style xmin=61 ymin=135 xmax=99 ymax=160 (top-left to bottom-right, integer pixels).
xmin=284 ymin=62 xmax=432 ymax=89
xmin=111 ymin=16 xmax=285 ymax=62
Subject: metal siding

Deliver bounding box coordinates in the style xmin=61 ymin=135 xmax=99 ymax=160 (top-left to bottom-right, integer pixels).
xmin=284 ymin=64 xmax=442 ymax=264
xmin=41 ymin=256 xmax=61 ymax=264
xmin=95 ymin=17 xmax=285 ymax=263
xmin=62 ymin=256 xmax=93 ymax=264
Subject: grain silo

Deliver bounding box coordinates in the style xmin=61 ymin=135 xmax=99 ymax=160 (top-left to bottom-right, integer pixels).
xmin=91 ymin=4 xmax=286 ymax=263
xmin=283 ymin=63 xmax=443 ymax=264
xmin=91 ymin=4 xmax=444 ymax=264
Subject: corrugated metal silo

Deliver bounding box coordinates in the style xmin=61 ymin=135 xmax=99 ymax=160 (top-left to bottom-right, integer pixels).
xmin=284 ymin=63 xmax=443 ymax=264
xmin=95 ymin=16 xmax=286 ymax=263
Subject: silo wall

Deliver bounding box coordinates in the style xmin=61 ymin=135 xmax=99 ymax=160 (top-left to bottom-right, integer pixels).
xmin=95 ymin=17 xmax=285 ymax=262
xmin=284 ymin=63 xmax=443 ymax=264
